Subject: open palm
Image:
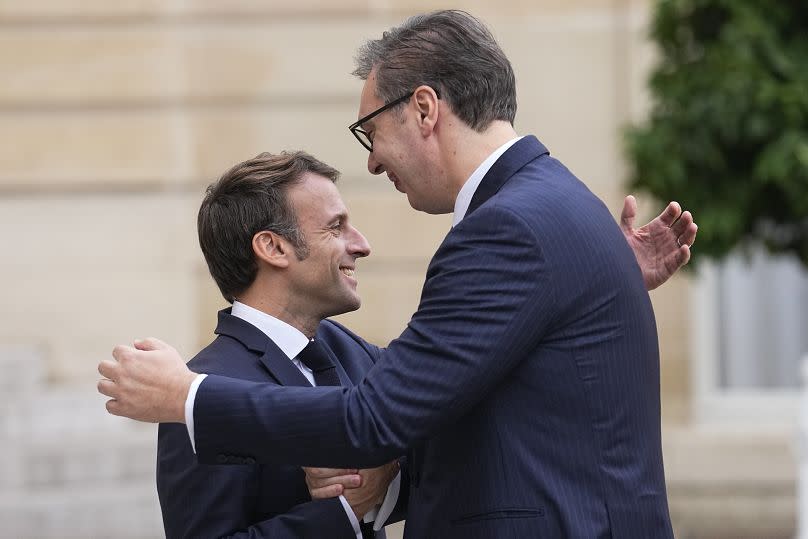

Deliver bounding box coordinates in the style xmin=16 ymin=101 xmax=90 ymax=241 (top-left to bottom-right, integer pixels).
xmin=621 ymin=195 xmax=698 ymax=291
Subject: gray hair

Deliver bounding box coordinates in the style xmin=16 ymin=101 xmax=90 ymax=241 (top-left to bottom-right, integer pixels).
xmin=352 ymin=10 xmax=517 ymax=131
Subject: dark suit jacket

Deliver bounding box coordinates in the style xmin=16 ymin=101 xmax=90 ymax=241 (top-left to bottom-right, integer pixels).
xmin=157 ymin=310 xmax=405 ymax=538
xmin=193 ymin=136 xmax=674 ymax=538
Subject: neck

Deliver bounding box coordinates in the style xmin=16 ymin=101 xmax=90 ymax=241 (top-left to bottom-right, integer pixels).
xmin=442 ymin=120 xmax=519 ymax=201
xmin=237 ymin=284 xmax=320 ymax=338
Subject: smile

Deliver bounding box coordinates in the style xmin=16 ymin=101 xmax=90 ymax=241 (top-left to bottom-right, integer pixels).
xmin=340 ymin=267 xmax=355 ymax=277
xmin=387 ymin=173 xmax=405 ymax=193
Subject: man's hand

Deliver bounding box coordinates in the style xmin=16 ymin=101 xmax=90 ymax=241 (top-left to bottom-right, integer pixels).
xmin=621 ymin=195 xmax=698 ymax=291
xmin=305 ymin=461 xmax=399 ymax=520
xmin=344 ymin=462 xmax=399 ymax=520
xmin=303 ymin=467 xmax=362 ymax=499
xmin=97 ymin=337 xmax=196 ymax=423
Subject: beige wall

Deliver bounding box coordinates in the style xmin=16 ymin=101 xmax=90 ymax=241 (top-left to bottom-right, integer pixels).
xmin=0 ymin=1 xmax=795 ymax=537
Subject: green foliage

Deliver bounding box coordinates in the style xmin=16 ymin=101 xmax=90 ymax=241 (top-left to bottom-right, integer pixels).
xmin=625 ymin=0 xmax=808 ymax=266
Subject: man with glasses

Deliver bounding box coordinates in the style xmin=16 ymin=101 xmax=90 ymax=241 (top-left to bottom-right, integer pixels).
xmin=348 ymin=91 xmax=426 ymax=152
xmin=100 ymin=10 xmax=694 ymax=538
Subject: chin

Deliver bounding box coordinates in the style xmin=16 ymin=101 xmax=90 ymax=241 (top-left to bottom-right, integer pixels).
xmin=407 ymin=194 xmax=451 ymax=215
xmin=406 ymin=195 xmax=428 ymax=213
xmin=324 ymin=297 xmax=361 ymax=318
xmin=345 ymin=297 xmax=361 ymax=312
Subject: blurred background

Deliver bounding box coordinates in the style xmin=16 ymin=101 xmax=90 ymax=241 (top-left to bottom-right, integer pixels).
xmin=1 ymin=0 xmax=806 ymax=538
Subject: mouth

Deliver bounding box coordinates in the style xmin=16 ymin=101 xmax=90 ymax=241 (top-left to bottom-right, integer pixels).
xmin=339 ymin=266 xmax=355 ymax=277
xmin=387 ymin=173 xmax=405 ymax=193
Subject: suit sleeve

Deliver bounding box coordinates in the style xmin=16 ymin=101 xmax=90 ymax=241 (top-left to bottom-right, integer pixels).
xmin=157 ymin=423 xmax=357 ymax=539
xmin=194 ymin=206 xmax=556 ymax=467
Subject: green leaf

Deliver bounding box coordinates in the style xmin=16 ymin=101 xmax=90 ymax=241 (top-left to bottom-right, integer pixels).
xmin=626 ymin=0 xmax=808 ymax=266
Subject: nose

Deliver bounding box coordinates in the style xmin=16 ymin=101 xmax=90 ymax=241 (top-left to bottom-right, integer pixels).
xmin=367 ymin=152 xmax=385 ymax=175
xmin=348 ymin=225 xmax=371 ymax=259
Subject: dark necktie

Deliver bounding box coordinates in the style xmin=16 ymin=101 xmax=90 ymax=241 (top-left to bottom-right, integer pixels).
xmin=298 ymin=340 xmax=376 ymax=538
xmin=298 ymin=339 xmax=342 ymax=387
xmin=360 ymin=521 xmax=376 ymax=538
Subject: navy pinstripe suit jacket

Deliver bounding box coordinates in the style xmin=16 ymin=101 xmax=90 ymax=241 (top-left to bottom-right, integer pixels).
xmin=194 ymin=136 xmax=674 ymax=538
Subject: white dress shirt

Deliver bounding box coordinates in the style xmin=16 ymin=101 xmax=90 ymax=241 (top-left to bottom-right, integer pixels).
xmin=186 ymin=301 xmax=399 ymax=538
xmin=452 ymin=136 xmax=522 ymax=227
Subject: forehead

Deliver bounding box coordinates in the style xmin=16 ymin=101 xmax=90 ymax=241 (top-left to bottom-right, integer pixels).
xmin=288 ymin=172 xmax=346 ymax=221
xmin=357 ymin=71 xmax=384 ymax=120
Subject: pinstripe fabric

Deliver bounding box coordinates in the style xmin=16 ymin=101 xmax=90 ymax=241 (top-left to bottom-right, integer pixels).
xmin=195 ymin=136 xmax=674 ymax=538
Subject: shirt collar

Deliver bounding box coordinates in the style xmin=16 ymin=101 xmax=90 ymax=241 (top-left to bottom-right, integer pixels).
xmin=452 ymin=136 xmax=522 ymax=227
xmin=230 ymin=301 xmax=310 ymax=360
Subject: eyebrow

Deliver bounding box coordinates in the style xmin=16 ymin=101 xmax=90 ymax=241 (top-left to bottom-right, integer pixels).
xmin=327 ymin=211 xmax=348 ymax=225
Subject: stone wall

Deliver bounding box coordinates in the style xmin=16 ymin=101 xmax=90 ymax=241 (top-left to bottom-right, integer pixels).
xmin=0 ymin=1 xmax=795 ymax=537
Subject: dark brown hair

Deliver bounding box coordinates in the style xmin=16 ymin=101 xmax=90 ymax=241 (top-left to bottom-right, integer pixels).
xmin=198 ymin=151 xmax=340 ymax=302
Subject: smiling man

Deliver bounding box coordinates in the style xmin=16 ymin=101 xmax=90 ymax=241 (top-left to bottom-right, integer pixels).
xmin=100 ymin=10 xmax=696 ymax=539
xmin=155 ymin=151 xmax=403 ymax=538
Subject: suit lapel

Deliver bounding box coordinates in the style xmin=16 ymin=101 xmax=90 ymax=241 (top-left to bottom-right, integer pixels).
xmin=408 ymin=137 xmax=550 ymax=491
xmin=466 ymin=135 xmax=549 ymax=217
xmin=214 ymin=309 xmax=312 ymax=387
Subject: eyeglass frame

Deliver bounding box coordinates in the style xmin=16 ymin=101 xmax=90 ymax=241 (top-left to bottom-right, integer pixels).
xmin=347 ymin=88 xmax=441 ymax=152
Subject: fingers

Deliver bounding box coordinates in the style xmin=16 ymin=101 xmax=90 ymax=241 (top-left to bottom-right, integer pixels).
xmin=663 ymin=203 xmax=696 ymax=251
xmin=309 ymin=484 xmax=345 ymax=499
xmin=97 ymin=378 xmax=118 ymax=398
xmin=667 ymin=208 xmax=697 ymax=250
xmin=678 ymin=244 xmax=691 ymax=266
xmin=658 ymin=201 xmax=682 ymax=228
xmin=99 ymin=338 xmax=191 ymax=423
xmin=111 ymin=344 xmax=135 ymax=362
xmin=105 ymin=398 xmax=123 ymax=417
xmin=304 ymin=467 xmax=359 ymax=479
xmin=668 ymin=243 xmax=691 ymax=272
xmin=620 ymin=195 xmax=638 ymax=230
xmin=679 ymin=221 xmax=698 ymax=248
xmin=98 ymin=358 xmax=119 ymax=380
xmin=304 ymin=467 xmax=361 ymax=499
xmin=98 ymin=357 xmax=121 ymax=414
xmin=306 ymin=472 xmax=362 ymax=489
xmin=669 ymin=210 xmax=692 ymax=237
xmin=134 ymin=337 xmax=171 ymax=352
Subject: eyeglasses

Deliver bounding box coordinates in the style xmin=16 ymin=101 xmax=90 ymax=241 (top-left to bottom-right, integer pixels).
xmin=348 ymin=91 xmax=414 ymax=152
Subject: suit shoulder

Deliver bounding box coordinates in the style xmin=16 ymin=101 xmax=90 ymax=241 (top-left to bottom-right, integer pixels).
xmin=317 ymin=319 xmax=382 ymax=363
xmin=318 ymin=318 xmax=360 ymax=340
xmin=456 ymin=201 xmax=542 ymax=250
xmin=477 ymin=154 xmax=619 ymax=244
xmin=186 ymin=335 xmax=257 ymax=377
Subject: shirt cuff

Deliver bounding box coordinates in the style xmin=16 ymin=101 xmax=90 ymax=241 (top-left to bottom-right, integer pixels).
xmin=184 ymin=373 xmax=207 ymax=454
xmin=338 ymin=495 xmax=362 ymax=539
xmin=370 ymin=471 xmax=401 ymax=531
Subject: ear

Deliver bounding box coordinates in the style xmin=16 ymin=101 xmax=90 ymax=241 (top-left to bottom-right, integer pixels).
xmin=413 ymin=85 xmax=440 ymax=137
xmin=252 ymin=230 xmax=290 ymax=269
